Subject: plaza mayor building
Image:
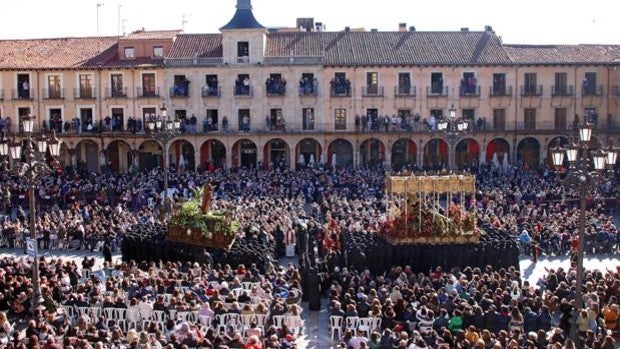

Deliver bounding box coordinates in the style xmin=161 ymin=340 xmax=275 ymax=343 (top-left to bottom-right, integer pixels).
xmin=0 ymin=0 xmax=619 ymax=173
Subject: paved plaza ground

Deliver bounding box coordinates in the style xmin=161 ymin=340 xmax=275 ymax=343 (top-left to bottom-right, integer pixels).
xmin=1 ymin=248 xmax=618 ymax=349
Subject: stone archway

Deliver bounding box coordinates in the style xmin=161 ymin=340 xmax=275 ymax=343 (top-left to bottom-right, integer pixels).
xmin=455 ymin=138 xmax=480 ymax=170
xmin=517 ymin=137 xmax=541 ymax=168
xmin=232 ymin=139 xmax=257 ymax=168
xmin=327 ymin=139 xmax=353 ymax=167
xmin=75 ymin=139 xmax=99 ymax=173
xmin=138 ymin=140 xmax=163 ymax=172
xmin=170 ymin=139 xmax=195 ymax=171
xmin=360 ymin=138 xmax=385 ymax=167
xmin=107 ymin=139 xmax=133 ymax=174
xmin=263 ymin=138 xmax=290 ymax=170
xmin=486 ymin=138 xmax=511 ymax=164
xmin=295 ymin=138 xmax=322 ymax=167
xmin=391 ymin=138 xmax=416 ymax=170
xmin=200 ymin=140 xmax=226 ymax=171
xmin=423 ymin=138 xmax=448 ymax=170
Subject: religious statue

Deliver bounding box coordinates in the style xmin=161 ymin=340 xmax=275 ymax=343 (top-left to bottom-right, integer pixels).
xmin=201 ymin=182 xmax=214 ymax=214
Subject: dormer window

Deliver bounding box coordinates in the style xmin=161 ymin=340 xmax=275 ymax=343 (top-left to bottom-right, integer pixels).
xmin=124 ymin=47 xmax=135 ymax=59
xmin=153 ymin=46 xmax=164 ymax=58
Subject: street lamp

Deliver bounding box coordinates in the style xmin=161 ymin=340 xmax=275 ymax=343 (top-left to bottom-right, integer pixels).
xmin=0 ymin=116 xmax=60 ymax=316
xmin=550 ymin=123 xmax=617 ymax=342
xmin=147 ymin=104 xmax=180 ymax=212
xmin=438 ymin=105 xmax=470 ymax=170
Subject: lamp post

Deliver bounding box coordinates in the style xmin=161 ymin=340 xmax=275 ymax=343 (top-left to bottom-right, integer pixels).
xmin=550 ymin=123 xmax=617 ymax=343
xmin=146 ymin=104 xmax=180 ymax=212
xmin=0 ymin=116 xmax=60 ymax=315
xmin=437 ymin=105 xmax=470 ymax=170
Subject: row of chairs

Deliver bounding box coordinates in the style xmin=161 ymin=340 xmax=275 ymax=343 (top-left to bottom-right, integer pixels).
xmin=329 ymin=316 xmax=382 ymax=340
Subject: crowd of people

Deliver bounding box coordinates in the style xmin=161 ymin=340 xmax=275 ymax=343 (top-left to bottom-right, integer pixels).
xmin=0 ymin=255 xmax=305 ymax=349
xmin=0 ymin=161 xmax=617 ymax=348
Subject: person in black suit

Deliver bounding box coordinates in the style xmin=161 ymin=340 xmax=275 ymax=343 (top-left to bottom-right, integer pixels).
xmin=102 ymin=241 xmax=112 ymax=264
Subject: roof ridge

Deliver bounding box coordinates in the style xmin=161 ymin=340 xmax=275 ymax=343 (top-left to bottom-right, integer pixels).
xmin=0 ymin=36 xmax=119 ymax=42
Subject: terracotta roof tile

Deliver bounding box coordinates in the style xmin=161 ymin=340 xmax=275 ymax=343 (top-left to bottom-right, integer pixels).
xmin=265 ymin=31 xmax=513 ymax=65
xmin=0 ymin=37 xmax=118 ymax=70
xmin=120 ymin=30 xmax=181 ymax=41
xmin=167 ymin=34 xmax=223 ymax=58
xmin=504 ymin=44 xmax=620 ymax=64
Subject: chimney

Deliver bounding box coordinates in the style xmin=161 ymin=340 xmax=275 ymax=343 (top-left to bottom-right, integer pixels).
xmin=409 ymin=26 xmax=416 ymax=32
xmin=296 ymin=18 xmax=314 ymax=32
xmin=370 ymin=28 xmax=378 ymax=32
xmin=399 ymin=23 xmax=407 ymax=32
xmin=484 ymin=25 xmax=494 ymax=33
xmin=345 ymin=26 xmax=350 ymax=32
xmin=460 ymin=27 xmax=469 ymax=32
xmin=315 ymin=22 xmax=324 ymax=32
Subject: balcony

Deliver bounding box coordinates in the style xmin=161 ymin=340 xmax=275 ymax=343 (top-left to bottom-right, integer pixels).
xmin=237 ymin=57 xmax=250 ymax=64
xmin=362 ymin=85 xmax=384 ymax=97
xmin=299 ymin=84 xmax=318 ymax=96
xmin=266 ymin=84 xmax=286 ymax=97
xmin=551 ymin=85 xmax=574 ymax=97
xmin=459 ymin=85 xmax=481 ymax=97
xmin=582 ymin=84 xmax=603 ymax=96
xmin=263 ymin=56 xmax=323 ymax=65
xmin=169 ymin=86 xmax=189 ymax=98
xmin=74 ymin=88 xmax=97 ymax=99
xmin=234 ymin=86 xmax=253 ymax=97
xmin=201 ymin=86 xmax=221 ymax=98
xmin=105 ymin=87 xmax=128 ymax=99
xmin=394 ymin=85 xmax=416 ymax=97
xmin=489 ymin=85 xmax=513 ymax=97
xmin=12 ymin=89 xmax=34 ymax=100
xmin=520 ymin=85 xmax=543 ymax=97
xmin=330 ymin=85 xmax=351 ymax=97
xmin=42 ymin=88 xmax=64 ymax=100
xmin=515 ymin=120 xmax=556 ymax=131
xmin=164 ymin=57 xmax=223 ymax=67
xmin=426 ymin=86 xmax=449 ymax=97
xmin=136 ymin=87 xmax=160 ymax=98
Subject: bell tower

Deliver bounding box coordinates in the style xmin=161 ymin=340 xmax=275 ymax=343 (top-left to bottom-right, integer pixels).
xmin=220 ymin=0 xmax=267 ymax=65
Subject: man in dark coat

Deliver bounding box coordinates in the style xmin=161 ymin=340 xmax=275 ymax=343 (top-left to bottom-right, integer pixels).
xmin=306 ymin=267 xmax=321 ymax=311
xmin=102 ymin=241 xmax=112 ymax=264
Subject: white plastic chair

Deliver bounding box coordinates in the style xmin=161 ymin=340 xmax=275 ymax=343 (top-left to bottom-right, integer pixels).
xmin=176 ymin=311 xmax=196 ymax=324
xmin=253 ymin=314 xmax=268 ymax=331
xmin=77 ymin=307 xmax=91 ymax=323
xmin=329 ymin=315 xmax=344 ymax=340
xmin=62 ymin=305 xmax=78 ymax=325
xmin=115 ymin=308 xmax=128 ymax=331
xmin=199 ymin=315 xmax=213 ymax=329
xmin=239 ymin=314 xmax=254 ymax=329
xmin=372 ymin=317 xmax=382 ymax=332
xmin=215 ymin=313 xmax=230 ymax=333
xmin=357 ymin=317 xmax=374 ymax=338
xmin=284 ymin=315 xmax=304 ymax=336
xmin=345 ymin=316 xmax=360 ymax=332
xmin=126 ymin=309 xmax=142 ymax=331
xmin=103 ymin=308 xmax=115 ymax=325
xmin=140 ymin=308 xmax=153 ymax=329
xmin=230 ymin=288 xmax=244 ymax=299
xmin=151 ymin=310 xmax=167 ymax=323
xmin=89 ymin=307 xmax=102 ymax=321
xmin=271 ymin=315 xmax=284 ymax=329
